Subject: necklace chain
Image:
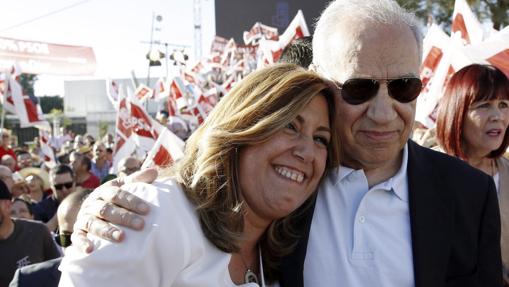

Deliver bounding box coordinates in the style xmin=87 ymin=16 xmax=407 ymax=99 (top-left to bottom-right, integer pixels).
xmin=239 ymin=248 xmax=259 ymax=284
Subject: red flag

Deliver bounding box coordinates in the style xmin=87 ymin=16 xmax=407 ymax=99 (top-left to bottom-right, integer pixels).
xmin=451 ymin=0 xmax=485 ymax=45
xmin=169 ymin=77 xmax=189 ymax=111
xmin=134 ymin=84 xmax=152 ymax=102
xmin=487 ymin=49 xmax=509 ymax=78
xmin=141 ymin=128 xmax=185 ymax=169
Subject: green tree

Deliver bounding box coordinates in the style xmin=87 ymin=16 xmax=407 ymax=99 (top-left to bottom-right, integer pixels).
xmin=396 ymin=0 xmax=508 ymax=31
xmin=39 ymin=96 xmax=64 ymax=114
xmin=98 ymin=121 xmax=109 ymax=139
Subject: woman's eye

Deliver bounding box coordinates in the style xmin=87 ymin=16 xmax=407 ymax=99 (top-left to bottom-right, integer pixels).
xmin=314 ymin=136 xmax=329 ymax=146
xmin=286 ymin=122 xmax=297 ymax=132
xmin=499 ymin=101 xmax=509 ymax=109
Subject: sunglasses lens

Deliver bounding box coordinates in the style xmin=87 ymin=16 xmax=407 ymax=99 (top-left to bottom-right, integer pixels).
xmin=388 ymin=77 xmax=422 ymax=103
xmin=341 ymin=79 xmax=379 ymax=105
xmin=55 ymin=182 xmax=73 ymax=190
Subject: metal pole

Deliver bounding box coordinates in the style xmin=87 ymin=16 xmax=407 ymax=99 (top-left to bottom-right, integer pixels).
xmin=146 ymin=12 xmax=155 ymax=86
xmin=165 ymin=43 xmax=169 ymax=79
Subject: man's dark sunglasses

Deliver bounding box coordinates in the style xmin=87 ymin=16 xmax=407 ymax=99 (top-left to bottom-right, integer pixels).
xmin=54 ymin=182 xmax=73 ymax=190
xmin=335 ymin=77 xmax=423 ymax=105
xmin=54 ymin=230 xmax=72 ymax=247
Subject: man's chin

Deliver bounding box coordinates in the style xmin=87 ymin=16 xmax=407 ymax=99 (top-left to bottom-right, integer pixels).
xmin=343 ymin=146 xmax=403 ymax=170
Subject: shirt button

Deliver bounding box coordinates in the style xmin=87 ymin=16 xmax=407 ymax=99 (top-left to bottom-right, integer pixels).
xmin=359 ymin=216 xmax=366 ymax=223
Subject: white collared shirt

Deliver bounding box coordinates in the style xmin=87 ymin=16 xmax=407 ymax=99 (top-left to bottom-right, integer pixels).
xmin=304 ymin=144 xmax=415 ymax=286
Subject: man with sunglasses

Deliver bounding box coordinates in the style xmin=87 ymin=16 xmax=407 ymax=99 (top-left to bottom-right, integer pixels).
xmin=0 ymin=179 xmax=60 ymax=286
xmin=69 ymin=0 xmax=502 ymax=286
xmin=9 ymin=189 xmax=90 ymax=287
xmin=32 ymin=165 xmax=76 ymax=225
xmin=279 ymin=0 xmax=501 ymax=286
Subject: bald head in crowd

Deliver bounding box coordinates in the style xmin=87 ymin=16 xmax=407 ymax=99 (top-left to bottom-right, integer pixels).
xmin=117 ymin=156 xmax=141 ymax=178
xmin=1 ymin=155 xmax=16 ymax=172
xmin=57 ymin=189 xmax=91 ymax=245
xmin=0 ymin=166 xmax=14 ymax=191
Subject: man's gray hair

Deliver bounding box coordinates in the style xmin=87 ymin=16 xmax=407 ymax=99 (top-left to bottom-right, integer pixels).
xmin=313 ymin=0 xmax=423 ymax=73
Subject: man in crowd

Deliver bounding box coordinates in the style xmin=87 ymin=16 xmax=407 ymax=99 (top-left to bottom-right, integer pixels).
xmin=117 ymin=156 xmax=141 ymax=178
xmin=15 ymin=151 xmax=32 ymax=170
xmin=32 ymin=164 xmax=76 ymax=224
xmin=278 ymin=36 xmax=313 ymax=68
xmin=0 ymin=166 xmax=15 ymax=192
xmin=0 ymin=131 xmax=16 ymax=167
xmin=0 ymin=179 xmax=60 ymax=286
xmin=0 ymin=166 xmax=27 ymax=199
xmin=9 ymin=189 xmax=90 ymax=287
xmin=72 ymin=0 xmax=503 ymax=285
xmin=70 ymin=152 xmax=100 ymax=189
xmin=91 ymin=142 xmax=110 ymax=181
xmin=1 ymin=155 xmax=16 ymax=172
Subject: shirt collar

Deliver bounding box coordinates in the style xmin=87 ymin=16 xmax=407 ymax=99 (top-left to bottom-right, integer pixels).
xmin=332 ymin=143 xmax=409 ymax=202
xmin=375 ymin=143 xmax=409 ymax=202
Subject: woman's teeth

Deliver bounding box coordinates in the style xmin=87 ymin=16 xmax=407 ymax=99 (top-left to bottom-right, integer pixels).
xmin=275 ymin=166 xmax=304 ymax=183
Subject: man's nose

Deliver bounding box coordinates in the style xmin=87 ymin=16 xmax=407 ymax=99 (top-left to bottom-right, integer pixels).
xmin=366 ymin=83 xmax=397 ymax=124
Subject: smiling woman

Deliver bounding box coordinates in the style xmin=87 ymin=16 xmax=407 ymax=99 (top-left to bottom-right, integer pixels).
xmin=435 ymin=63 xmax=509 ymax=284
xmin=59 ymin=63 xmax=340 ymax=286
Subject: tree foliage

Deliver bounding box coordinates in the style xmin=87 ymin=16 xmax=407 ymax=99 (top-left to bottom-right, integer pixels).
xmin=18 ymin=74 xmax=37 ymax=96
xmin=396 ymin=0 xmax=509 ymax=31
xmin=39 ymin=96 xmax=64 ymax=114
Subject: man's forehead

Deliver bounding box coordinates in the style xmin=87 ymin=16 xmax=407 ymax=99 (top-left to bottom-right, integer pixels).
xmin=54 ymin=173 xmax=73 ymax=182
xmin=322 ymin=22 xmax=419 ymax=80
xmin=0 ymin=169 xmax=12 ymax=177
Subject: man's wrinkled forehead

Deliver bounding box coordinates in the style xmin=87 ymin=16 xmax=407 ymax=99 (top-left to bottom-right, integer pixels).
xmin=321 ymin=23 xmax=419 ymax=80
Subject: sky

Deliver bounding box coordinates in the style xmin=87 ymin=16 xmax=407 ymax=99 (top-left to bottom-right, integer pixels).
xmin=0 ymin=0 xmax=216 ymax=96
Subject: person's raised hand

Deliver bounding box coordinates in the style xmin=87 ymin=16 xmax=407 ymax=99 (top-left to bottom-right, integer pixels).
xmin=72 ymin=168 xmax=158 ymax=253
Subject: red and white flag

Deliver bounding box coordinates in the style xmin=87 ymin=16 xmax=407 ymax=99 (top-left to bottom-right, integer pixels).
xmin=106 ymin=79 xmax=122 ymax=109
xmin=39 ymin=129 xmax=56 ymax=168
xmin=450 ymin=26 xmax=509 ymax=78
xmin=0 ymin=73 xmax=15 ymax=114
xmin=6 ymin=71 xmax=50 ymax=130
xmin=257 ymin=10 xmax=310 ymax=65
xmin=112 ymin=93 xmax=162 ymax=172
xmin=141 ymin=127 xmax=185 ymax=169
xmin=169 ymin=77 xmax=189 ymax=113
xmin=112 ymin=96 xmax=137 ymax=172
xmin=451 ymin=0 xmax=485 ymax=45
xmin=243 ymin=22 xmax=279 ymax=45
xmin=416 ymin=24 xmax=458 ymax=128
xmin=153 ymin=77 xmax=170 ymax=101
xmin=133 ymin=84 xmax=153 ymax=103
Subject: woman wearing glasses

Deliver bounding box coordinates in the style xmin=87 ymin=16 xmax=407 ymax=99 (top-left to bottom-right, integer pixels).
xmin=59 ymin=64 xmax=340 ymax=286
xmin=435 ymin=64 xmax=509 ymax=284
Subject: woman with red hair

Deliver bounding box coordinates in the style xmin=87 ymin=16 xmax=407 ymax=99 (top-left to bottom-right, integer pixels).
xmin=436 ymin=63 xmax=509 ymax=283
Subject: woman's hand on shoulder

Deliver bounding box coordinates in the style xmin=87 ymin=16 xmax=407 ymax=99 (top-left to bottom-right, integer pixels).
xmin=72 ymin=168 xmax=158 ymax=253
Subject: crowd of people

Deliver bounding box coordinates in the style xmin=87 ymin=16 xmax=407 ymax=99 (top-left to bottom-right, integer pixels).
xmin=1 ymin=0 xmax=509 ymax=286
xmin=0 ymin=128 xmax=144 ymax=286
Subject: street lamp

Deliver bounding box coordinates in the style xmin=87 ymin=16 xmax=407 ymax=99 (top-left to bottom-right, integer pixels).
xmin=146 ymin=13 xmax=163 ymax=85
xmin=146 ymin=49 xmax=165 ymax=66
